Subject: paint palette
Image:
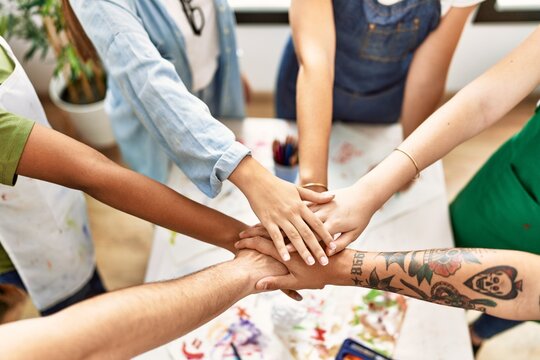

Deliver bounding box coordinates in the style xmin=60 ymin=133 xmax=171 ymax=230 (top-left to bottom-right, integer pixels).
xmin=165 ymin=286 xmax=407 ymax=359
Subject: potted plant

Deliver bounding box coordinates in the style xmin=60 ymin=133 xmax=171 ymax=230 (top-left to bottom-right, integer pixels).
xmin=0 ymin=0 xmax=116 ymax=148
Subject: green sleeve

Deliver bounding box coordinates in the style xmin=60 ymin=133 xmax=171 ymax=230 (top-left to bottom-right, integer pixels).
xmin=0 ymin=109 xmax=35 ymax=186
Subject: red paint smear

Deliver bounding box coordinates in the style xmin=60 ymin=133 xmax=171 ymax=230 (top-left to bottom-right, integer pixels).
xmin=181 ymin=341 xmax=204 ymax=359
xmin=332 ymin=142 xmax=363 ymax=164
xmin=312 ymin=326 xmax=327 ymax=342
xmin=237 ymin=307 xmax=250 ymax=319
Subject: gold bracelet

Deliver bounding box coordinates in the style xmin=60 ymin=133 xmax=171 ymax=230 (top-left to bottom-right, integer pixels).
xmin=302 ymin=182 xmax=328 ymax=191
xmin=394 ymin=148 xmax=420 ymax=179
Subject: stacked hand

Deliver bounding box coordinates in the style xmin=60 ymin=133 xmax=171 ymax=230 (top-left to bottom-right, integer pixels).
xmin=231 ymin=156 xmax=337 ymax=266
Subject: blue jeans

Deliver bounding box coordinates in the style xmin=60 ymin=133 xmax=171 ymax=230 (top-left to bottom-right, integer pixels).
xmin=472 ymin=313 xmax=522 ymax=340
xmin=0 ymin=269 xmax=106 ymax=316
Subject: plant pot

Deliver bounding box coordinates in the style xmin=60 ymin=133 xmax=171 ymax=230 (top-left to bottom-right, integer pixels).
xmin=49 ymin=74 xmax=116 ymax=149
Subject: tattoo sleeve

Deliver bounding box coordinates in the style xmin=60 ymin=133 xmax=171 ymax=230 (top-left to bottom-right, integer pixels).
xmin=347 ymin=248 xmax=540 ymax=320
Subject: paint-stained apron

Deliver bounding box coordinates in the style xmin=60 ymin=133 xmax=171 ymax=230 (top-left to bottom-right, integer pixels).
xmin=451 ymin=103 xmax=540 ymax=255
xmin=0 ymin=37 xmax=95 ymax=310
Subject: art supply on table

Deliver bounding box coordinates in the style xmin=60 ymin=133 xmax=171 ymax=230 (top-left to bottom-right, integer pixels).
xmin=231 ymin=342 xmax=242 ymax=360
xmin=336 ymin=338 xmax=392 ymax=360
xmin=273 ymin=136 xmax=299 ymax=183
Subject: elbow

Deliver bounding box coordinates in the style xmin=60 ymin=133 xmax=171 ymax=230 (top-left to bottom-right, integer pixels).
xmin=74 ymin=151 xmax=117 ymax=195
xmin=297 ymin=51 xmax=334 ymax=82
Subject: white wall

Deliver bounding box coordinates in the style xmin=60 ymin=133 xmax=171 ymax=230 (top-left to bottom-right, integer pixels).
xmin=446 ymin=22 xmax=538 ymax=92
xmin=237 ymin=22 xmax=539 ymax=94
xmin=6 ymin=38 xmax=57 ymax=94
xmin=9 ymin=20 xmax=539 ymax=95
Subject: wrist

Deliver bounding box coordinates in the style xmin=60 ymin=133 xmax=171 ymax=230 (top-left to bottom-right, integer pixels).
xmin=329 ymin=250 xmax=376 ymax=287
xmin=226 ymin=258 xmax=257 ymax=297
xmin=354 ymin=152 xmax=415 ymax=209
xmin=328 ymin=249 xmax=357 ymax=286
xmin=229 ymin=156 xmax=270 ymax=195
xmin=222 ymin=221 xmax=248 ymax=254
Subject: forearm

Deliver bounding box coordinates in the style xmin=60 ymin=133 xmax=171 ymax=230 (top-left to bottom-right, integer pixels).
xmin=17 ymin=125 xmax=246 ymax=252
xmin=332 ymin=249 xmax=540 ymax=320
xmin=296 ymin=61 xmax=333 ymax=187
xmin=291 ymin=0 xmax=335 ymax=188
xmin=360 ymin=25 xmax=540 ymax=203
xmin=87 ymin=158 xmax=247 ymax=252
xmin=0 ymin=260 xmax=252 ymax=359
xmin=400 ymin=6 xmax=474 ymax=138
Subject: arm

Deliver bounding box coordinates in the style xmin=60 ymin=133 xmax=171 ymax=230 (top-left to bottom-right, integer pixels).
xmin=401 ymin=6 xmax=476 ymax=138
xmin=72 ymin=0 xmax=335 ymax=264
xmin=0 ymin=250 xmax=287 ymax=359
xmin=290 ymin=0 xmax=335 ymax=191
xmin=315 ymin=25 xmax=540 ymax=248
xmin=17 ymin=124 xmax=245 ymax=252
xmin=236 ymin=238 xmax=540 ymax=321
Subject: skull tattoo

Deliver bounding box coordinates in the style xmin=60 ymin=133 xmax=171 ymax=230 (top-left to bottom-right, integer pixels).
xmin=464 ymin=266 xmax=523 ymax=300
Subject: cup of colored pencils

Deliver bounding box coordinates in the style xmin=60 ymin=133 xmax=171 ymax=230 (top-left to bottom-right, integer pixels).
xmin=273 ymin=136 xmax=299 ymax=183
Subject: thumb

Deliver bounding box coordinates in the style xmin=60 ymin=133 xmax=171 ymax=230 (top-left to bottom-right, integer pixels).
xmin=327 ymin=231 xmax=359 ymax=256
xmin=297 ymin=187 xmax=334 ymax=204
xmin=280 ymin=289 xmax=303 ymax=301
xmin=256 ymin=274 xmax=298 ymax=291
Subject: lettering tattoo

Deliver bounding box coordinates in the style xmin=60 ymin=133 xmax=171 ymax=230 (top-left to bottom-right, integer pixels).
xmin=350 ymin=252 xmax=365 ymax=276
xmin=401 ymin=280 xmax=497 ymax=312
xmin=464 ymin=266 xmax=523 ymax=299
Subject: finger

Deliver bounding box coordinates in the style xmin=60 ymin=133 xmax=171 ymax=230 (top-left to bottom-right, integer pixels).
xmin=301 ymin=206 xmax=335 ymax=249
xmin=234 ymin=237 xmax=282 ymax=261
xmin=239 ymin=225 xmax=269 ymax=239
xmin=297 ymin=187 xmax=334 ymax=204
xmin=279 ymin=221 xmax=315 ymax=266
xmin=285 ymin=243 xmax=298 ymax=253
xmin=280 ymin=289 xmax=303 ymax=301
xmin=256 ymin=274 xmax=299 ymax=291
xmin=327 ymin=231 xmax=359 ymax=256
xmin=291 ymin=216 xmax=328 ymax=266
xmin=266 ymin=223 xmax=290 ymax=262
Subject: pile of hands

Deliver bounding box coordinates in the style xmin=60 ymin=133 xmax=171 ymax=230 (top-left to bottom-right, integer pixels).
xmin=232 ymin=179 xmax=384 ymax=300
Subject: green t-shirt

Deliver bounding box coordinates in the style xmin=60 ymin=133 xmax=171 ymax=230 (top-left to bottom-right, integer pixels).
xmin=0 ymin=44 xmax=35 ymax=275
xmin=0 ymin=45 xmax=14 ymax=84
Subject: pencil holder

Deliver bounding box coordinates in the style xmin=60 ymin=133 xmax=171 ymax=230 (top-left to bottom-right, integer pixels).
xmin=274 ymin=164 xmax=299 ymax=183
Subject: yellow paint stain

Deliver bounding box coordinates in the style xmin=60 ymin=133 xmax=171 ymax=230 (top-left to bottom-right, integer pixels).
xmin=169 ymin=231 xmax=177 ymax=245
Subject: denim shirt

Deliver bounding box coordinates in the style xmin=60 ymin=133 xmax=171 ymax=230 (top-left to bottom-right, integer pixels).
xmin=71 ymin=0 xmax=248 ymax=197
xmin=277 ymin=0 xmax=440 ymax=124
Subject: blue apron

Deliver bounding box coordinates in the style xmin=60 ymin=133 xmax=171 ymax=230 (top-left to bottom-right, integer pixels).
xmin=276 ymin=0 xmax=440 ymax=124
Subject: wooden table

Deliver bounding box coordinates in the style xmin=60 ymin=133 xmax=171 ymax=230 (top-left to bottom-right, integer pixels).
xmin=138 ymin=118 xmax=473 ymax=360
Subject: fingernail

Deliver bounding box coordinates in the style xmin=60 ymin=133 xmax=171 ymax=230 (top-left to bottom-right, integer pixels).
xmin=282 ymin=253 xmax=291 ymax=261
xmin=295 ymin=294 xmax=303 ymax=301
xmin=329 ymin=242 xmax=337 ymax=250
xmin=262 ymin=282 xmax=268 ymax=290
xmin=320 ymin=256 xmax=328 ymax=266
xmin=307 ymin=256 xmax=315 ymax=265
xmin=234 ymin=241 xmax=240 ymax=248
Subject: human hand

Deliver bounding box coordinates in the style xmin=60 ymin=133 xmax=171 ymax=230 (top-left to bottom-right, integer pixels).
xmin=230 ymin=157 xmax=335 ymax=266
xmin=310 ymin=182 xmax=382 ymax=255
xmin=234 ymin=237 xmax=351 ymax=291
xmin=233 ymin=249 xmax=302 ymax=300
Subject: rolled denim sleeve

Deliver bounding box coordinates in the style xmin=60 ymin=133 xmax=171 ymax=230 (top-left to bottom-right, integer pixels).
xmin=71 ymin=0 xmax=250 ymax=197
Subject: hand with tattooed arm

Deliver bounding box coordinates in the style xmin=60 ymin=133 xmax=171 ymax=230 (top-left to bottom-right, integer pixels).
xmin=235 ymin=238 xmax=540 ymax=321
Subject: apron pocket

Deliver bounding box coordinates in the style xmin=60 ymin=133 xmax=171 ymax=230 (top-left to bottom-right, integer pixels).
xmin=359 ymin=19 xmax=420 ymax=63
